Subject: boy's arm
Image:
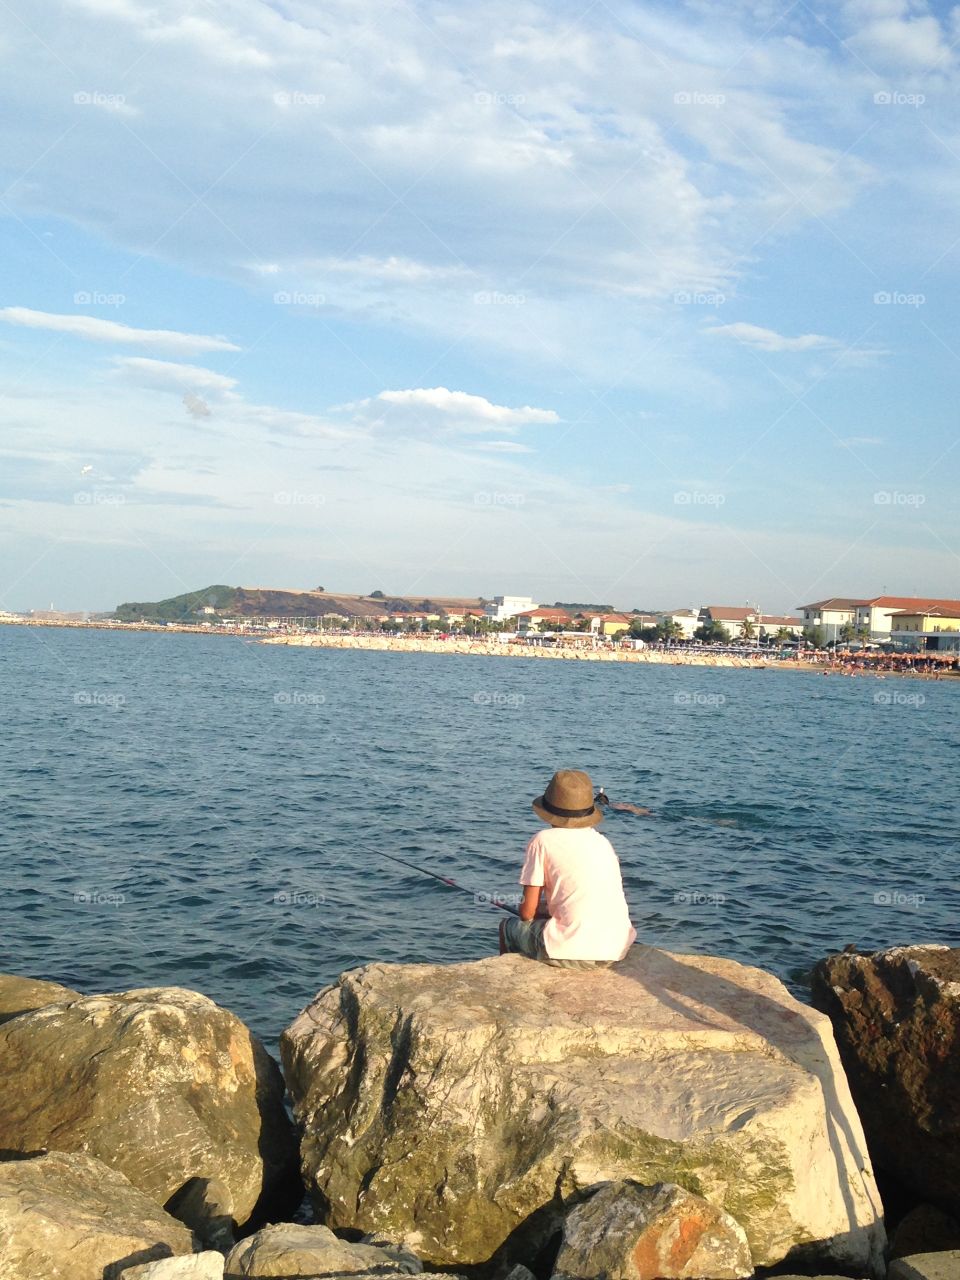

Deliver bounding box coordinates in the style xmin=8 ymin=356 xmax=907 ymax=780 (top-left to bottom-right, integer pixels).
xmin=519 ymin=884 xmax=542 ymax=921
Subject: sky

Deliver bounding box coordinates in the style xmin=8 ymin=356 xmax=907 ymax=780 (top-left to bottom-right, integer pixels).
xmin=2 ymin=0 xmax=960 ymax=613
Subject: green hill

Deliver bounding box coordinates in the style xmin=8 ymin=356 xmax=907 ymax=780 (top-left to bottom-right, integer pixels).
xmin=113 ymin=585 xmax=487 ymax=623
xmin=114 ymin=585 xmax=239 ymax=623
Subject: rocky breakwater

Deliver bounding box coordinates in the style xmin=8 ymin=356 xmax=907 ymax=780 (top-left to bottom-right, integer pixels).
xmin=812 ymin=945 xmax=960 ymax=1219
xmin=281 ymin=946 xmax=886 ymax=1277
xmin=0 ymin=973 xmax=300 ymax=1278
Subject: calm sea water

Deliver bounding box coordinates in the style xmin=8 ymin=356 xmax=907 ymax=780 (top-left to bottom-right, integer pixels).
xmin=2 ymin=626 xmax=957 ymax=1047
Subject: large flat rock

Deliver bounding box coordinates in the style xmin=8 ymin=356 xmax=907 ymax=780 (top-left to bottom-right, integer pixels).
xmin=0 ymin=1150 xmax=196 ymax=1280
xmin=0 ymin=983 xmax=300 ymax=1229
xmin=281 ymin=947 xmax=885 ymax=1275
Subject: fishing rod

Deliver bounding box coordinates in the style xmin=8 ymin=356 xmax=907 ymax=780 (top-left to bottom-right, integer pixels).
xmin=376 ymin=849 xmax=521 ymax=916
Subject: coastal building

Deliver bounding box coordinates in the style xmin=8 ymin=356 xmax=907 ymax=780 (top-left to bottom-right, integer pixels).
xmin=799 ymin=595 xmax=960 ymax=641
xmin=484 ymin=595 xmax=537 ymax=623
xmin=757 ymin=614 xmax=804 ymax=639
xmin=656 ymin=609 xmax=700 ymax=640
xmin=588 ymin=612 xmax=634 ymax=637
xmin=515 ymin=608 xmax=573 ymax=632
xmin=888 ymin=607 xmax=960 ymax=651
xmin=698 ymin=605 xmax=758 ymax=637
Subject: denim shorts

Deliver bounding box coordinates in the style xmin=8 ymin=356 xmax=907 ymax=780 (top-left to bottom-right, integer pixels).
xmin=501 ymin=916 xmax=614 ymax=970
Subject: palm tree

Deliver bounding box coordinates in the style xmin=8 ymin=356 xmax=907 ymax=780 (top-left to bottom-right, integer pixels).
xmin=740 ymin=617 xmax=756 ymax=642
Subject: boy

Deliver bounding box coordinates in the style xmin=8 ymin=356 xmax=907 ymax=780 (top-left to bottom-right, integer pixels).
xmin=499 ymin=769 xmax=636 ymax=969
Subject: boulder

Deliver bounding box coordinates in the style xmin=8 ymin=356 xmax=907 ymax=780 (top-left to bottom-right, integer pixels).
xmin=888 ymin=1254 xmax=960 ymax=1280
xmin=281 ymin=948 xmax=886 ymax=1275
xmin=123 ymin=1256 xmax=225 ymax=1279
xmin=552 ymin=1180 xmax=752 ymax=1279
xmin=891 ymin=1205 xmax=960 ymax=1260
xmin=811 ymin=945 xmax=960 ymax=1215
xmin=223 ymin=1223 xmax=422 ymax=1276
xmin=0 ymin=983 xmax=300 ymax=1230
xmin=0 ymin=1150 xmax=196 ymax=1280
xmin=0 ymin=972 xmax=80 ymax=1025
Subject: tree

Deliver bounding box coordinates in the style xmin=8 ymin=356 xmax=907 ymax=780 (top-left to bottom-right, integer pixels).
xmin=369 ymin=589 xmax=385 ymax=599
xmin=314 ymin=586 xmax=325 ymax=593
xmin=838 ymin=621 xmax=856 ymax=643
xmin=740 ymin=617 xmax=756 ymax=641
xmin=694 ymin=620 xmax=731 ymax=643
xmin=774 ymin=626 xmax=793 ymax=643
xmin=656 ymin=619 xmax=684 ymax=642
xmin=804 ymin=624 xmax=827 ymax=649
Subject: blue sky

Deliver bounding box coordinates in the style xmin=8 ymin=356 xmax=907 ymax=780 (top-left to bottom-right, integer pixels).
xmin=2 ymin=0 xmax=959 ymax=612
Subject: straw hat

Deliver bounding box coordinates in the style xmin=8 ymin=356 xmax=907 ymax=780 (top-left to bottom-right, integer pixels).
xmin=532 ymin=769 xmax=602 ymax=829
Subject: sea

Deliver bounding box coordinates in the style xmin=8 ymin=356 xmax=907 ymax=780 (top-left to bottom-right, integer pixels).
xmin=2 ymin=625 xmax=957 ymax=1048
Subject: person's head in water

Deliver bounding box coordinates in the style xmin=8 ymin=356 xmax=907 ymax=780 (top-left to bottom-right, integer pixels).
xmin=595 ymin=787 xmax=609 ymax=807
xmin=532 ymin=770 xmax=603 ymax=828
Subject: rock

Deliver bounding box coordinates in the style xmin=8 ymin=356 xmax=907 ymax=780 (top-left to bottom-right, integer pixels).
xmin=0 ymin=972 xmax=80 ymax=1025
xmin=503 ymin=1267 xmax=537 ymax=1280
xmin=281 ymin=948 xmax=886 ymax=1276
xmin=223 ymin=1223 xmax=423 ymax=1276
xmin=165 ymin=1177 xmax=237 ymax=1251
xmin=892 ymin=1205 xmax=960 ymax=1262
xmin=811 ymin=945 xmax=960 ymax=1215
xmin=122 ymin=1255 xmax=225 ymax=1279
xmin=552 ymin=1180 xmax=752 ymax=1279
xmin=888 ymin=1253 xmax=960 ymax=1280
xmin=0 ymin=1150 xmax=196 ymax=1280
xmin=0 ymin=983 xmax=300 ymax=1230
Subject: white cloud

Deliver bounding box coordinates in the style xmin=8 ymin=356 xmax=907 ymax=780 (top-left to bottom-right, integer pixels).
xmin=0 ymin=308 xmax=240 ymax=355
xmin=112 ymin=357 xmax=348 ymax=440
xmin=474 ymin=440 xmax=535 ymax=453
xmin=708 ymin=322 xmax=839 ymax=352
xmin=844 ymin=1 xmax=954 ymax=70
xmin=113 ymin=357 xmax=239 ymax=394
xmin=345 ymin=387 xmax=558 ymax=433
xmin=312 ymin=256 xmax=470 ymax=284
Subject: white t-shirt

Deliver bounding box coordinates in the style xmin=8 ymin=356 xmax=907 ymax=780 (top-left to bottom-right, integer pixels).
xmin=519 ymin=826 xmax=637 ymax=961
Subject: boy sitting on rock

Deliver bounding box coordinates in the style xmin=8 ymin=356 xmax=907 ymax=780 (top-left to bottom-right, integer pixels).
xmin=499 ymin=769 xmax=636 ymax=970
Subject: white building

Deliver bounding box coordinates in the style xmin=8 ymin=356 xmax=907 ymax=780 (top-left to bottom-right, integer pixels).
xmin=484 ymin=595 xmax=538 ymax=622
xmin=656 ymin=609 xmax=700 ymax=640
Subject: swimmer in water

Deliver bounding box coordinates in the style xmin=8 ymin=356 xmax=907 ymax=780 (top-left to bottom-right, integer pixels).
xmin=595 ymin=787 xmax=652 ymax=817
